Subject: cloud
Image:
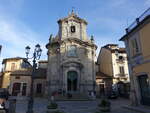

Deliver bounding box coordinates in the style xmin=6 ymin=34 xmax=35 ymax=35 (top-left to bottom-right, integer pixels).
xmin=0 ymin=19 xmax=40 ymax=47
xmin=0 ymin=17 xmax=47 ymax=69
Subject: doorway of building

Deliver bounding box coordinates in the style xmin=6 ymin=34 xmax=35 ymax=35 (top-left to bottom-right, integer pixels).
xmin=99 ymin=83 xmax=105 ymax=96
xmin=138 ymin=74 xmax=150 ymax=105
xmin=12 ymin=83 xmax=21 ymax=96
xmin=67 ymin=71 xmax=78 ymax=92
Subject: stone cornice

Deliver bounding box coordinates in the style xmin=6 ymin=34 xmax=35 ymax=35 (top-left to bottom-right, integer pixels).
xmin=57 ymin=14 xmax=88 ymax=25
xmin=46 ymin=37 xmax=97 ymax=50
xmin=62 ymin=38 xmax=97 ymax=48
xmin=60 ymin=59 xmax=83 ymax=69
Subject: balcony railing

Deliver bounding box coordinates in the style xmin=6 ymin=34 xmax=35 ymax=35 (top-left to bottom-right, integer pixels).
xmin=126 ymin=7 xmax=150 ymax=32
xmin=115 ymin=74 xmax=127 ymax=78
xmin=116 ymin=59 xmax=125 ymax=63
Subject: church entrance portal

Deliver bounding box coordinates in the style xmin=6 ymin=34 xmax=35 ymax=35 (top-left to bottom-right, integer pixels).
xmin=67 ymin=71 xmax=78 ymax=92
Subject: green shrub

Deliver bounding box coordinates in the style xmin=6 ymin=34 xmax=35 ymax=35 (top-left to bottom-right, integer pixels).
xmin=53 ymin=111 xmax=65 ymax=113
xmin=98 ymin=99 xmax=111 ymax=107
xmin=47 ymin=102 xmax=58 ymax=109
xmin=95 ymin=112 xmax=101 ymax=113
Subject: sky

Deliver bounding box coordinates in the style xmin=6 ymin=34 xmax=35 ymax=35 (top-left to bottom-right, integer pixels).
xmin=0 ymin=0 xmax=150 ymax=67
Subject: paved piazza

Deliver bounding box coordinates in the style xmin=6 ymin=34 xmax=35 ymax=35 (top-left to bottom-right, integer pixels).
xmin=10 ymin=98 xmax=138 ymax=113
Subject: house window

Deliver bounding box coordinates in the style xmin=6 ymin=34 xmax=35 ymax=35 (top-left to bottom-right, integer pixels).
xmin=119 ymin=66 xmax=125 ymax=74
xmin=68 ymin=45 xmax=77 ymax=57
xmin=131 ymin=39 xmax=139 ymax=55
xmin=36 ymin=83 xmax=42 ymax=94
xmin=70 ymin=26 xmax=76 ymax=33
xmin=119 ymin=56 xmax=123 ymax=60
xmin=11 ymin=63 xmax=16 ymax=71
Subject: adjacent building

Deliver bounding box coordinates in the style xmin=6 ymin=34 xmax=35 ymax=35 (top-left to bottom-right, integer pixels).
xmin=1 ymin=57 xmax=31 ymax=89
xmin=9 ymin=68 xmax=32 ymax=97
xmin=96 ymin=71 xmax=113 ymax=97
xmin=46 ymin=11 xmax=97 ymax=96
xmin=33 ymin=61 xmax=47 ymax=97
xmin=120 ymin=8 xmax=150 ymax=106
xmin=0 ymin=57 xmax=47 ymax=97
xmin=96 ymin=44 xmax=130 ymax=97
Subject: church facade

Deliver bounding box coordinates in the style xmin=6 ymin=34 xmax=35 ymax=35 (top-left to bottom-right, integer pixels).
xmin=46 ymin=12 xmax=97 ymax=96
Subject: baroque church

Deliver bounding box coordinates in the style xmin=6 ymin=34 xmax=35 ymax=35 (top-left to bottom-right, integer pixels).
xmin=0 ymin=11 xmax=130 ymax=99
xmin=46 ymin=11 xmax=97 ymax=96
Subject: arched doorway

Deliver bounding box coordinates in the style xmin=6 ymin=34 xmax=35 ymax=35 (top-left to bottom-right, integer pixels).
xmin=67 ymin=71 xmax=78 ymax=92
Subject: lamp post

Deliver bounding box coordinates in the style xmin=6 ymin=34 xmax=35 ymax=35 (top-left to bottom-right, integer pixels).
xmin=25 ymin=44 xmax=42 ymax=113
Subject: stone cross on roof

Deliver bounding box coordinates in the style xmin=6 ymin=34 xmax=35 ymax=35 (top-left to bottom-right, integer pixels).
xmin=71 ymin=7 xmax=75 ymax=13
xmin=68 ymin=7 xmax=77 ymax=16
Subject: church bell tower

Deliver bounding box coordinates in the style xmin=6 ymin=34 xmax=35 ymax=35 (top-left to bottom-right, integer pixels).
xmin=57 ymin=10 xmax=88 ymax=41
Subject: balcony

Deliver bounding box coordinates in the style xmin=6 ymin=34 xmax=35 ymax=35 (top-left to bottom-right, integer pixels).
xmin=115 ymin=74 xmax=128 ymax=78
xmin=116 ymin=59 xmax=125 ymax=63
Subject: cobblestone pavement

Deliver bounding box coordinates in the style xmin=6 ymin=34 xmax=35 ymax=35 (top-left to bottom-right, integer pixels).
xmin=7 ymin=98 xmax=138 ymax=113
xmin=57 ymin=99 xmax=138 ymax=113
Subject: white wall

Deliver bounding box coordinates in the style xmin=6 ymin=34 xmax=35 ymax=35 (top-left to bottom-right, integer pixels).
xmin=112 ymin=52 xmax=130 ymax=82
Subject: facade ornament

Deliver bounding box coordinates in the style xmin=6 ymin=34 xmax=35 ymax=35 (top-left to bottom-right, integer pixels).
xmin=70 ymin=7 xmax=77 ymax=16
xmin=71 ymin=7 xmax=75 ymax=14
xmin=49 ymin=34 xmax=53 ymax=43
xmin=91 ymin=35 xmax=94 ymax=43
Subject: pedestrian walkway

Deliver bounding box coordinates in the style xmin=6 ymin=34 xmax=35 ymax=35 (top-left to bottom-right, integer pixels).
xmin=123 ymin=105 xmax=150 ymax=113
xmin=7 ymin=97 xmax=140 ymax=113
xmin=58 ymin=101 xmax=97 ymax=113
xmin=57 ymin=99 xmax=138 ymax=113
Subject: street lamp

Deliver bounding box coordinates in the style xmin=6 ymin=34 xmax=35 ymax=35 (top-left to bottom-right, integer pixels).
xmin=25 ymin=44 xmax=42 ymax=113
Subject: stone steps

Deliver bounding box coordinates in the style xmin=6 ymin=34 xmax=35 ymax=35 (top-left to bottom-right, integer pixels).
xmin=54 ymin=93 xmax=91 ymax=101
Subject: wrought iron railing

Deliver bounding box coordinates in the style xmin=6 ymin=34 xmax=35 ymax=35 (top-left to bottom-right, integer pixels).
xmin=127 ymin=7 xmax=150 ymax=32
xmin=115 ymin=74 xmax=127 ymax=77
xmin=116 ymin=58 xmax=125 ymax=62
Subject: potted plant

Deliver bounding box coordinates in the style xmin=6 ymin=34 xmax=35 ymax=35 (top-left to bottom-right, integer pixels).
xmin=50 ymin=110 xmax=64 ymax=113
xmin=51 ymin=111 xmax=65 ymax=113
xmin=98 ymin=99 xmax=111 ymax=112
xmin=47 ymin=101 xmax=65 ymax=113
xmin=47 ymin=101 xmax=59 ymax=113
xmin=47 ymin=102 xmax=58 ymax=109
